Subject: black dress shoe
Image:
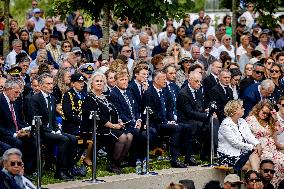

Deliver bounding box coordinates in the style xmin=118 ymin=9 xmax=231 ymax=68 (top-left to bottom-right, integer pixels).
xmin=54 ymin=171 xmax=73 ymax=181
xmin=185 ymin=157 xmax=200 ymax=166
xmin=171 ymin=161 xmax=187 ymax=168
xmin=106 ymin=164 xmax=122 ymax=174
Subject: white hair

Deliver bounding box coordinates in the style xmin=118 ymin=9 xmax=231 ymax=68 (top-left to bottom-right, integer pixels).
xmin=2 ymin=148 xmax=22 ymax=161
xmin=261 ymin=79 xmax=275 ymax=90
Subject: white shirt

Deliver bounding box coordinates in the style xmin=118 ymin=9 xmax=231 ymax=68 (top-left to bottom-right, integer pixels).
xmin=5 ymin=50 xmax=28 ymax=70
xmin=158 ymin=31 xmax=176 ymax=44
xmin=218 ymin=45 xmax=236 ymax=61
xmin=217 ymin=117 xmax=259 ymax=157
xmin=3 ymin=93 xmax=18 ymax=137
xmin=236 ymin=45 xmax=247 ymax=58
xmin=29 ymin=17 xmax=45 ymax=32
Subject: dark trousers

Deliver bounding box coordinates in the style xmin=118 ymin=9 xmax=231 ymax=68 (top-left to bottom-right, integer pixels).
xmin=153 ymin=123 xmax=182 ymax=162
xmin=1 ymin=135 xmax=36 ymax=173
xmin=42 ymin=132 xmax=77 ymax=171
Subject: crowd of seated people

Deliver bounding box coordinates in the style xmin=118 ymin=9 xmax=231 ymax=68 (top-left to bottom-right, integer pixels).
xmin=2 ymin=1 xmax=284 ymax=188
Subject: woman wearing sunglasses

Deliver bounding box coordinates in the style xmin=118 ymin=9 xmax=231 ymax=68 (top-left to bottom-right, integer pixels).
xmin=218 ymin=34 xmax=236 ymax=61
xmin=269 ymin=64 xmax=284 ymax=101
xmin=246 ymin=100 xmax=284 ymax=187
xmin=244 ymin=170 xmax=263 ymax=189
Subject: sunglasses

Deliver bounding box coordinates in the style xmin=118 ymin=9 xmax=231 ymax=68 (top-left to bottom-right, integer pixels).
xmin=10 ymin=161 xmax=23 ymax=167
xmin=173 ymin=48 xmax=180 ymax=51
xmin=270 ymin=70 xmax=280 ymax=73
xmin=246 ymin=67 xmax=253 ymax=70
xmin=266 ymin=61 xmax=274 ymax=65
xmin=261 ymin=110 xmax=271 ymax=116
xmin=225 ymin=38 xmax=231 ymax=41
xmin=205 ymin=46 xmax=212 ymax=49
xmin=255 ymin=70 xmax=264 ymax=75
xmin=230 ymin=183 xmax=241 ymax=188
xmin=248 ymin=178 xmax=261 ymax=183
xmin=123 ymin=50 xmax=132 ymax=53
xmin=263 ymin=169 xmax=275 ymax=174
xmin=241 ymin=20 xmax=246 ymax=22
xmin=64 ymin=45 xmax=71 ymax=48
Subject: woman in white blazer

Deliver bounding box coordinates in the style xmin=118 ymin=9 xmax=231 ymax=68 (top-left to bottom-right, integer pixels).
xmin=217 ymin=99 xmax=262 ymax=171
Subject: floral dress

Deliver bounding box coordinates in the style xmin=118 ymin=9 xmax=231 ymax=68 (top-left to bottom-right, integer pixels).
xmin=246 ymin=115 xmax=284 ymax=187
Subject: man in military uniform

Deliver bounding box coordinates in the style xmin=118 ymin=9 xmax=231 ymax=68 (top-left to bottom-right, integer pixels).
xmin=78 ymin=63 xmax=95 ymax=95
xmin=62 ymin=73 xmax=86 ymax=135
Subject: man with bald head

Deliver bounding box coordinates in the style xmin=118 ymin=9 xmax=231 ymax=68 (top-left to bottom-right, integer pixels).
xmin=177 ymin=72 xmax=209 ymax=165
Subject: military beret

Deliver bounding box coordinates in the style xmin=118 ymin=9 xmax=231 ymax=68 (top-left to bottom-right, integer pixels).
xmin=7 ymin=66 xmax=22 ymax=76
xmin=79 ymin=63 xmax=95 ymax=74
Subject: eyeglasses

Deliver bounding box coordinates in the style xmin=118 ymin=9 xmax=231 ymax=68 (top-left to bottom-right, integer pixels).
xmin=32 ymin=3 xmax=38 ymax=6
xmin=246 ymin=67 xmax=253 ymax=70
xmin=270 ymin=70 xmax=280 ymax=73
xmin=64 ymin=45 xmax=71 ymax=48
xmin=241 ymin=20 xmax=246 ymax=22
xmin=205 ymin=46 xmax=212 ymax=49
xmin=225 ymin=38 xmax=231 ymax=41
xmin=262 ymin=169 xmax=275 ymax=174
xmin=173 ymin=48 xmax=180 ymax=51
xmin=10 ymin=161 xmax=23 ymax=167
xmin=248 ymin=178 xmax=261 ymax=183
xmin=255 ymin=70 xmax=264 ymax=75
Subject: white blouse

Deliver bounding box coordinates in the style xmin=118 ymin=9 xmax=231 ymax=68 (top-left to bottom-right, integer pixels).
xmin=217 ymin=117 xmax=260 ymax=157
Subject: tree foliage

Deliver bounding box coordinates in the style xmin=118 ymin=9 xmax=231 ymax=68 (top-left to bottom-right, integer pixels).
xmin=53 ymin=0 xmax=195 ymax=26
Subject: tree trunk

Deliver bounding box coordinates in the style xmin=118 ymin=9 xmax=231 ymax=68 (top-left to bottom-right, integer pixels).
xmin=231 ymin=0 xmax=237 ymax=55
xmin=101 ymin=3 xmax=110 ymax=60
xmin=3 ymin=0 xmax=10 ymax=56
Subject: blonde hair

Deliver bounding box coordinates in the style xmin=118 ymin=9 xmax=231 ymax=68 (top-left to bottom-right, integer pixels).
xmin=224 ymin=99 xmax=243 ymax=117
xmin=88 ymin=72 xmax=106 ymax=92
xmin=165 ymin=182 xmax=185 ymax=189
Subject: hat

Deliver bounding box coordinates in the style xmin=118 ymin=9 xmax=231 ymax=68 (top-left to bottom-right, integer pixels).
xmin=64 ymin=27 xmax=74 ymax=36
xmin=7 ymin=66 xmax=22 ymax=76
xmin=178 ymin=57 xmax=194 ymax=65
xmin=50 ymin=33 xmax=59 ymax=39
xmin=224 ymin=174 xmax=243 ymax=184
xmin=71 ymin=73 xmax=86 ymax=82
xmin=79 ymin=63 xmax=95 ymax=74
xmin=83 ymin=28 xmax=92 ymax=33
xmin=230 ymin=68 xmax=242 ymax=77
xmin=33 ymin=8 xmax=41 ymax=13
xmin=72 ymin=47 xmax=82 ymax=54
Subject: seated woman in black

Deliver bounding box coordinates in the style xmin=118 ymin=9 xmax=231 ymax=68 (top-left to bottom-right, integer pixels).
xmin=81 ymin=72 xmax=132 ymax=174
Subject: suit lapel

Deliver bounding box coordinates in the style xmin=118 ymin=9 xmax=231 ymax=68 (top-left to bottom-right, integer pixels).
xmin=0 ymin=94 xmax=14 ymax=123
xmin=39 ymin=92 xmax=48 ymax=115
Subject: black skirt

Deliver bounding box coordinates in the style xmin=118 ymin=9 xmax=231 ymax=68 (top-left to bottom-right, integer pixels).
xmin=217 ymin=150 xmax=254 ymax=170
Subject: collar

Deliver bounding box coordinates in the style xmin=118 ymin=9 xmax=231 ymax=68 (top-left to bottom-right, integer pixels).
xmin=134 ymin=79 xmax=142 ymax=86
xmin=188 ymin=84 xmax=196 ymax=93
xmin=258 ymin=85 xmax=263 ymax=99
xmin=153 ymin=85 xmax=162 ymax=94
xmin=3 ymin=92 xmax=11 ymax=105
xmin=211 ymin=73 xmax=218 ymax=79
xmin=117 ymin=87 xmax=126 ymax=94
xmin=41 ymin=90 xmax=49 ymax=98
xmin=2 ymin=168 xmax=14 ymax=178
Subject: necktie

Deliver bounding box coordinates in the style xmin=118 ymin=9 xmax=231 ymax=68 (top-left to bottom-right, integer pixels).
xmin=216 ymin=77 xmax=220 ymax=84
xmin=224 ymin=86 xmax=230 ymax=100
xmin=140 ymin=84 xmax=144 ymax=96
xmin=159 ymin=91 xmax=166 ymax=117
xmin=9 ymin=103 xmax=19 ymax=131
xmin=194 ymin=90 xmax=198 ymax=100
xmin=123 ymin=92 xmax=135 ymax=120
xmin=47 ymin=96 xmax=53 ymax=130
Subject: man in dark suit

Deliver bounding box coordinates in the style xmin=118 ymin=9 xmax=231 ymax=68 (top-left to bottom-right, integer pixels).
xmin=207 ymin=69 xmax=234 ymax=122
xmin=243 ymin=79 xmax=275 ymax=117
xmin=142 ymin=70 xmax=186 ymax=168
xmin=0 ymin=78 xmax=36 ymax=174
xmin=30 ymin=73 xmax=77 ymax=180
xmin=164 ymin=65 xmax=180 ymax=121
xmin=128 ymin=64 xmax=149 ymax=114
xmin=240 ymin=62 xmax=265 ymax=98
xmin=203 ymin=60 xmax=222 ymax=97
xmin=62 ymin=73 xmax=86 ymax=135
xmin=177 ymin=72 xmax=209 ymax=164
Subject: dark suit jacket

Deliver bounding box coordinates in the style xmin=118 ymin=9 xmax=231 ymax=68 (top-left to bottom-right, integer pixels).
xmin=176 ymin=85 xmax=207 ymax=124
xmin=203 ymin=74 xmax=218 ymax=98
xmin=128 ymin=80 xmax=143 ymax=113
xmin=30 ymin=92 xmax=58 ymax=133
xmin=0 ymin=93 xmax=27 ymax=137
xmin=240 ymin=77 xmax=256 ymax=98
xmin=23 ymin=90 xmax=35 ymax=125
xmin=207 ymin=84 xmax=233 ymax=122
xmin=62 ymin=88 xmax=84 ymax=133
xmin=142 ymin=85 xmax=174 ymax=125
xmin=110 ymin=86 xmax=140 ymax=128
xmin=243 ymin=83 xmax=261 ymax=117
